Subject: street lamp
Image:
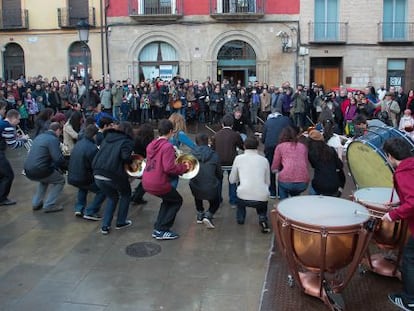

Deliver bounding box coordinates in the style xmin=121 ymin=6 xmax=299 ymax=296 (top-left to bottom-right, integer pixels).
xmin=77 ymin=19 xmax=90 ymax=108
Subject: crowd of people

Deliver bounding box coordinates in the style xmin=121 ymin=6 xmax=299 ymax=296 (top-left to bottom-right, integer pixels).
xmin=1 ymin=74 xmax=414 ymax=309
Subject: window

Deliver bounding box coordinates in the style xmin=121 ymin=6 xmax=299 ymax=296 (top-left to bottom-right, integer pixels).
xmin=383 ymin=0 xmax=407 ymax=40
xmin=141 ymin=0 xmax=173 ymax=14
xmin=2 ymin=0 xmax=22 ymax=28
xmin=314 ymin=0 xmax=338 ymax=41
xmin=217 ymin=0 xmax=256 ymax=13
xmin=139 ymin=42 xmax=178 ymax=81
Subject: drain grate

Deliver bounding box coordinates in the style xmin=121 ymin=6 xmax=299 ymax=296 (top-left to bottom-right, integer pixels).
xmin=125 ymin=242 xmax=161 ymax=258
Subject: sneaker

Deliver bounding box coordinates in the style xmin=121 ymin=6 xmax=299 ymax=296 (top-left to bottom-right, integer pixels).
xmin=260 ymin=221 xmax=271 ymax=233
xmin=43 ymin=206 xmax=64 ymax=213
xmin=202 ymin=217 xmax=215 ymax=229
xmin=101 ymin=226 xmax=110 ymax=235
xmin=32 ymin=201 xmax=43 ymax=211
xmin=196 ymin=212 xmax=204 ymax=224
xmin=388 ymin=293 xmax=414 ymax=311
xmin=74 ymin=211 xmax=83 ymax=217
xmin=115 ymin=220 xmax=132 ymax=230
xmin=83 ymin=214 xmax=102 ymax=221
xmin=152 ymin=230 xmax=162 ymax=238
xmin=269 ymin=195 xmax=277 ymax=199
xmin=0 ymin=198 xmax=16 ymax=206
xmin=237 ymin=219 xmax=245 ymax=225
xmin=154 ymin=230 xmax=179 ymax=240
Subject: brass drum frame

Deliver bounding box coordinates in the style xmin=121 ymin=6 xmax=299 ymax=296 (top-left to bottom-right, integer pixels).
xmin=353 ymin=187 xmax=409 ymax=279
xmin=271 ymin=197 xmax=374 ymax=310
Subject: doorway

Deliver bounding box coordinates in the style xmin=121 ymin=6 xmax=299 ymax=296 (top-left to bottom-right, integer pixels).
xmin=221 ymin=69 xmax=246 ymax=86
xmin=3 ymin=43 xmax=25 ymax=81
xmin=310 ymin=57 xmax=342 ymax=91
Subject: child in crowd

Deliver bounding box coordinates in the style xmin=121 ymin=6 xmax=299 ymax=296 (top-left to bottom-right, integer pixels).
xmin=399 ymin=109 xmax=414 ymax=140
xmin=189 ymin=133 xmax=222 ymax=229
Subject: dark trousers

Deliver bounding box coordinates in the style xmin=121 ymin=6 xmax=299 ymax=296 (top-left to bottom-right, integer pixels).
xmin=0 ymin=153 xmax=14 ymax=202
xmin=402 ymin=236 xmax=414 ymax=302
xmin=264 ymin=146 xmax=276 ymax=196
xmin=131 ymin=182 xmax=146 ymax=201
xmin=154 ymin=188 xmax=183 ymax=231
xmin=236 ymin=198 xmax=268 ymax=223
xmin=195 ymin=196 xmax=220 ymax=216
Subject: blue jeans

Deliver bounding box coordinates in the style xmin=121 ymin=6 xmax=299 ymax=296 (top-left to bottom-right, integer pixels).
xmin=219 ymin=168 xmax=237 ymax=205
xmin=74 ymin=182 xmax=106 ymax=215
xmin=236 ymin=198 xmax=268 ymax=223
xmin=32 ymin=170 xmax=65 ymax=210
xmin=278 ymin=181 xmax=308 ymax=200
xmin=402 ymin=236 xmax=414 ymax=303
xmin=95 ymin=179 xmax=131 ymax=228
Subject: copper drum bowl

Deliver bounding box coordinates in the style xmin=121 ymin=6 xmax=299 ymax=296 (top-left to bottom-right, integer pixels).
xmin=125 ymin=154 xmax=146 ymax=178
xmin=176 ymin=153 xmax=199 ymax=179
xmin=274 ymin=196 xmax=370 ymax=272
xmin=353 ymin=187 xmax=408 ymax=248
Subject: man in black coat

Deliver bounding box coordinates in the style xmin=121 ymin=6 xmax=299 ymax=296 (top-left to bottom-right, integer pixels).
xmin=68 ymin=124 xmax=105 ymax=220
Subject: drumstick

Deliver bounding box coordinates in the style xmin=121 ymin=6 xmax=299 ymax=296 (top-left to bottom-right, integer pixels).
xmin=354 ymin=210 xmax=382 ymax=219
xmin=205 ymin=125 xmax=216 ymax=134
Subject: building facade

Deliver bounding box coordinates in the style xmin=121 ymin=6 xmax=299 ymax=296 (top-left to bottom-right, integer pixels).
xmin=1 ymin=1 xmax=413 ymax=91
xmin=106 ymin=0 xmax=414 ymax=90
xmin=0 ymin=0 xmax=105 ymax=81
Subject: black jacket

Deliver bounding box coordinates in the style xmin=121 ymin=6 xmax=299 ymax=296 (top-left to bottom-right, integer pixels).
xmin=68 ymin=136 xmax=98 ymax=187
xmin=24 ymin=130 xmax=66 ymax=179
xmin=189 ymin=145 xmax=222 ymax=200
xmin=92 ymin=129 xmax=134 ymax=186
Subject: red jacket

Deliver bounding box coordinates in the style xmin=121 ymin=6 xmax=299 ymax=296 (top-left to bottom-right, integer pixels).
xmin=142 ymin=137 xmax=187 ymax=195
xmin=389 ymin=157 xmax=414 ymax=237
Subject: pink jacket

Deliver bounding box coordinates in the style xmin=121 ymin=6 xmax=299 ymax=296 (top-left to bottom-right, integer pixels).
xmin=271 ymin=142 xmax=310 ymax=183
xmin=142 ymin=137 xmax=187 ymax=195
xmin=389 ymin=157 xmax=414 ymax=237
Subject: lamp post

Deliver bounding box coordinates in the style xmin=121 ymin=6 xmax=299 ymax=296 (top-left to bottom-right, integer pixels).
xmin=77 ymin=19 xmax=90 ymax=108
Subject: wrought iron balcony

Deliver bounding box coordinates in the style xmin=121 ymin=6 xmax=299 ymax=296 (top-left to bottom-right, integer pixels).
xmin=57 ymin=7 xmax=96 ymax=28
xmin=378 ymin=22 xmax=414 ymax=43
xmin=128 ymin=0 xmax=183 ymax=22
xmin=0 ymin=9 xmax=29 ymax=30
xmin=308 ymin=22 xmax=348 ymax=44
xmin=210 ymin=0 xmax=264 ymax=20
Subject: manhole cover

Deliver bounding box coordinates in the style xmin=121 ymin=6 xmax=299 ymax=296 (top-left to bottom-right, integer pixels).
xmin=125 ymin=242 xmax=161 ymax=258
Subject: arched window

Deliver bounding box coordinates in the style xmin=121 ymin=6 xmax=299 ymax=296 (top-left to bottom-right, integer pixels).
xmin=68 ymin=41 xmax=91 ymax=79
xmin=139 ymin=41 xmax=178 ymax=82
xmin=217 ymin=40 xmax=256 ymax=86
xmin=3 ymin=43 xmax=25 ymax=80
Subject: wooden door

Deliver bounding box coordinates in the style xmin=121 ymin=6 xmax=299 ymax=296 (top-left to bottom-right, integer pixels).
xmin=314 ymin=67 xmax=340 ymax=91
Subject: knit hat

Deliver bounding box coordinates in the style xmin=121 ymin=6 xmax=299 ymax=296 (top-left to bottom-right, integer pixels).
xmin=308 ymin=129 xmax=324 ymax=141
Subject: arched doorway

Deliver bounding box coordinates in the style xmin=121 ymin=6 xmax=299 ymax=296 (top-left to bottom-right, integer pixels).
xmin=68 ymin=41 xmax=92 ymax=79
xmin=217 ymin=40 xmax=256 ymax=86
xmin=3 ymin=43 xmax=25 ymax=81
xmin=138 ymin=41 xmax=179 ymax=82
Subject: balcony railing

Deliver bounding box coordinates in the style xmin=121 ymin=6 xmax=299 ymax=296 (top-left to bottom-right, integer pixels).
xmin=308 ymin=22 xmax=348 ymax=44
xmin=128 ymin=0 xmax=183 ymax=22
xmin=210 ymin=0 xmax=264 ymax=20
xmin=57 ymin=7 xmax=96 ymax=28
xmin=0 ymin=9 xmax=29 ymax=30
xmin=378 ymin=22 xmax=414 ymax=43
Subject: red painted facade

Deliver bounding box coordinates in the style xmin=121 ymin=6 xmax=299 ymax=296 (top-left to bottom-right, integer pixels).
xmin=107 ymin=0 xmax=299 ymax=17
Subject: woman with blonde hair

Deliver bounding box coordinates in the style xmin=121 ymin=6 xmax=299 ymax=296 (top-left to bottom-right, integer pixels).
xmin=168 ymin=113 xmax=195 ymax=150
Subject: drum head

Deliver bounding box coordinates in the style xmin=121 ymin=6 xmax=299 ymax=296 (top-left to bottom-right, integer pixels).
xmin=347 ymin=126 xmax=414 ymax=188
xmin=353 ymin=187 xmax=399 ymax=209
xmin=347 ymin=141 xmax=393 ymax=188
xmin=277 ymin=196 xmax=369 ymax=227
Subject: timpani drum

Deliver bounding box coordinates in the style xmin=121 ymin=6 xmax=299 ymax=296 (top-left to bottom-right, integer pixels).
xmin=272 ymin=196 xmax=374 ymax=311
xmin=353 ymin=187 xmax=408 ymax=278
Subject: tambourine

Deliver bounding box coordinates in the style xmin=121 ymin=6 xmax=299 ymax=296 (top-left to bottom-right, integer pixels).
xmin=176 ymin=153 xmax=199 ymax=179
xmin=125 ymin=154 xmax=146 ymax=178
